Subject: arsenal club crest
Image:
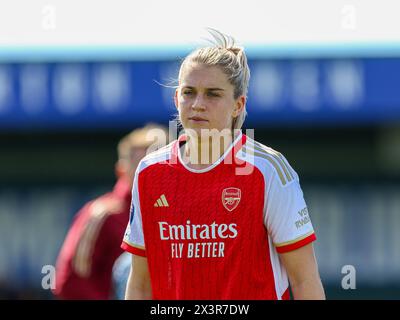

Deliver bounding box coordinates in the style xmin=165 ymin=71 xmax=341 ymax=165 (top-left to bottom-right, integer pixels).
xmin=222 ymin=188 xmax=241 ymax=212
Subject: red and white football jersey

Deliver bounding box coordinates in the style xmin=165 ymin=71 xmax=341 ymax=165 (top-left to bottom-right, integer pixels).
xmin=121 ymin=132 xmax=316 ymax=300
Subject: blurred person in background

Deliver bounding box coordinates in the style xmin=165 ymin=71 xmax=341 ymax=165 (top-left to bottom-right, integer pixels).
xmin=53 ymin=124 xmax=167 ymax=299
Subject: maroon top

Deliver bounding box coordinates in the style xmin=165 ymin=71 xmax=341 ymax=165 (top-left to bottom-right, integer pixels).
xmin=53 ymin=178 xmax=131 ymax=299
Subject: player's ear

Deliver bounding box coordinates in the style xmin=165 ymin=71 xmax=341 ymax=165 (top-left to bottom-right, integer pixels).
xmin=174 ymin=88 xmax=180 ymax=110
xmin=232 ymin=95 xmax=246 ymax=117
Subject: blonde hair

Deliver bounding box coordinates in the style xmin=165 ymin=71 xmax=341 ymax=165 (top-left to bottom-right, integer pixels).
xmin=178 ymin=28 xmax=250 ymax=130
xmin=117 ymin=123 xmax=168 ymax=160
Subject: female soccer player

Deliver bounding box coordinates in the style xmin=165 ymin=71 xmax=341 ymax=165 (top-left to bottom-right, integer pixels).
xmin=122 ymin=30 xmax=325 ymax=300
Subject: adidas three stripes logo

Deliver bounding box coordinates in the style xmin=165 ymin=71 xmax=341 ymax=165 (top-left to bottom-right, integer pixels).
xmin=154 ymin=194 xmax=169 ymax=207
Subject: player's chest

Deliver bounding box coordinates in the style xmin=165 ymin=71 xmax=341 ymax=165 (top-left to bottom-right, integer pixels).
xmin=139 ymin=167 xmax=265 ymax=223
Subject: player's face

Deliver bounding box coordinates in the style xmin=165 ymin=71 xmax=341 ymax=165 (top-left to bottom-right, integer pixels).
xmin=118 ymin=147 xmax=148 ymax=187
xmin=175 ymin=63 xmax=244 ymax=136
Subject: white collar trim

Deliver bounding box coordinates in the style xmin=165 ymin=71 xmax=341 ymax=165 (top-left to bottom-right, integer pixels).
xmin=177 ymin=132 xmax=242 ymax=174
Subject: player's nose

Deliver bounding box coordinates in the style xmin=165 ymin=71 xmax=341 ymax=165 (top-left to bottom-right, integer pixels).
xmin=191 ymin=95 xmax=206 ymax=111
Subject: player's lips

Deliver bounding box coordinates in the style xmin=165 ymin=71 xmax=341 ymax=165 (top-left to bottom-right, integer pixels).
xmin=188 ymin=116 xmax=208 ymax=122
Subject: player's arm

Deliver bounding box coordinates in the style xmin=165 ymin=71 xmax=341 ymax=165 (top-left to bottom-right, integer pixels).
xmin=262 ymin=152 xmax=325 ymax=299
xmin=125 ymin=254 xmax=152 ymax=300
xmin=279 ymin=243 xmax=325 ymax=300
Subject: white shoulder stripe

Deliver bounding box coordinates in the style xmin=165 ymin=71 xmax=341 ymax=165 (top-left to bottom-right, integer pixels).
xmin=145 ymin=141 xmax=174 ymax=157
xmin=241 ymin=146 xmax=288 ymax=186
xmin=246 ymin=140 xmax=295 ymax=181
xmin=241 ymin=143 xmax=295 ymax=186
xmin=143 ymin=141 xmax=174 ymax=159
xmin=138 ymin=141 xmax=174 ymax=172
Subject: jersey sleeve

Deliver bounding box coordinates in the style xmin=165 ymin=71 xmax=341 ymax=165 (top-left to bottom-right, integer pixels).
xmin=121 ymin=169 xmax=146 ymax=257
xmin=264 ymin=167 xmax=316 ymax=254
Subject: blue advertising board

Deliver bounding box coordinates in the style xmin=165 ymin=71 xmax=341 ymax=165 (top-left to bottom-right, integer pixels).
xmin=0 ymin=58 xmax=400 ymax=128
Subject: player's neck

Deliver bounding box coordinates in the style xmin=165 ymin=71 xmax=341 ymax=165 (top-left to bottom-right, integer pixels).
xmin=182 ymin=132 xmax=233 ymax=170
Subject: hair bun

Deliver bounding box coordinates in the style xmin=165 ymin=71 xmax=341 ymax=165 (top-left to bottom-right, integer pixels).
xmin=226 ymin=47 xmax=242 ymax=55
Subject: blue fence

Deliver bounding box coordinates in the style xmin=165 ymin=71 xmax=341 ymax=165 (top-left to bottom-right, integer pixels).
xmin=0 ymin=58 xmax=400 ymax=129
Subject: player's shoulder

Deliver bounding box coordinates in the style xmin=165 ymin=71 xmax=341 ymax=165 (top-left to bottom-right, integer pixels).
xmin=240 ymin=136 xmax=299 ymax=186
xmin=87 ymin=195 xmax=125 ymax=221
xmin=136 ymin=140 xmax=175 ymax=173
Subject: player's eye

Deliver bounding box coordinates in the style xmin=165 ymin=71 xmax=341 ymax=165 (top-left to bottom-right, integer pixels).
xmin=182 ymin=90 xmax=193 ymax=95
xmin=207 ymin=91 xmax=220 ymax=97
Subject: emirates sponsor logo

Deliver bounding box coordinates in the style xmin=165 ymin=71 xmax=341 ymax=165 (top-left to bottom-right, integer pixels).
xmin=158 ymin=220 xmax=238 ymax=259
xmin=158 ymin=220 xmax=238 ymax=241
xmin=222 ymin=187 xmax=241 ymax=212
